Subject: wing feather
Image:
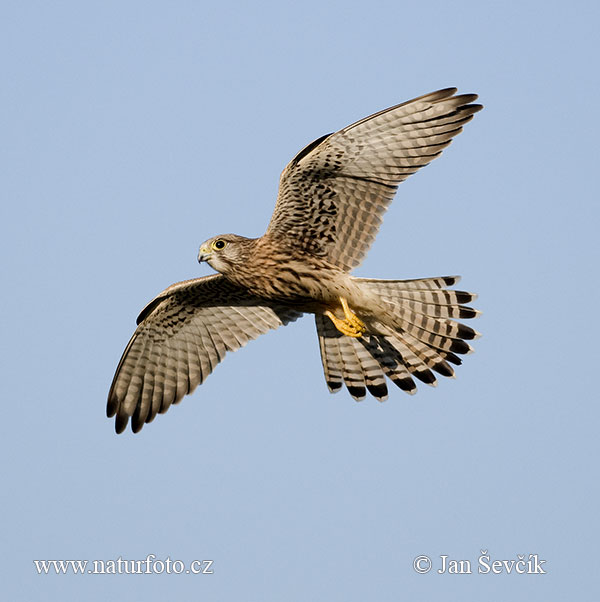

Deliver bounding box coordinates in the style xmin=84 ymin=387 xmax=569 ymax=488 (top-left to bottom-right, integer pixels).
xmin=108 ymin=274 xmax=302 ymax=433
xmin=267 ymin=88 xmax=482 ymax=271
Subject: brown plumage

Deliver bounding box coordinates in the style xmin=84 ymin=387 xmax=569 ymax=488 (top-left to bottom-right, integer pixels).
xmin=108 ymin=88 xmax=482 ymax=433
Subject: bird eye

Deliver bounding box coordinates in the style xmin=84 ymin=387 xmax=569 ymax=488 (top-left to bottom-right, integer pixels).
xmin=212 ymin=239 xmax=226 ymax=250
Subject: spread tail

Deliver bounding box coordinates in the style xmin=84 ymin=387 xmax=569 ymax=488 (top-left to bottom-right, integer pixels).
xmin=315 ymin=276 xmax=480 ymax=399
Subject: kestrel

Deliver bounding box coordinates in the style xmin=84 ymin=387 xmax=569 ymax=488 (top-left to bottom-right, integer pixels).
xmin=108 ymin=88 xmax=482 ymax=433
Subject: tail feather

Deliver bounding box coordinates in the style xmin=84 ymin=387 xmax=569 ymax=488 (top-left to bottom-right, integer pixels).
xmin=356 ymin=276 xmax=477 ymax=305
xmin=316 ymin=316 xmax=344 ymax=393
xmin=352 ymin=342 xmax=388 ymax=399
xmin=316 ymin=315 xmax=388 ymax=400
xmin=396 ymin=327 xmax=455 ymax=378
xmin=337 ymin=334 xmax=367 ymax=399
xmin=377 ymin=326 xmax=437 ymax=385
xmin=385 ymin=299 xmax=479 ymax=319
xmin=361 ymin=335 xmax=417 ymax=394
xmin=390 ymin=304 xmax=479 ymax=342
xmin=357 ymin=275 xmax=462 ymax=290
xmin=315 ymin=276 xmax=479 ymax=400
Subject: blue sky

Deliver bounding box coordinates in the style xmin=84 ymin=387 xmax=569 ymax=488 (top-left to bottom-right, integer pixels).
xmin=2 ymin=1 xmax=599 ymax=600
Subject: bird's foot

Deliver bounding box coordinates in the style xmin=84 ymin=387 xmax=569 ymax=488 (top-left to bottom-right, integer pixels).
xmin=324 ymin=297 xmax=366 ymax=338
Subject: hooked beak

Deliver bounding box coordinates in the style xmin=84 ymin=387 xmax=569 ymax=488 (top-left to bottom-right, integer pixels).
xmin=198 ymin=245 xmax=211 ymax=263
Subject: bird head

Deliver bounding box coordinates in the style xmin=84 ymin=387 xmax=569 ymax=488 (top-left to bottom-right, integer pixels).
xmin=197 ymin=234 xmax=254 ymax=274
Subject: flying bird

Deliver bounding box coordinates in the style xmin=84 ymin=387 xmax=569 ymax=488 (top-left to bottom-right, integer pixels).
xmin=108 ymin=88 xmax=482 ymax=433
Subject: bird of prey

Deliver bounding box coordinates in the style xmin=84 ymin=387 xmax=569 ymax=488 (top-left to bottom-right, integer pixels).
xmin=108 ymin=87 xmax=482 ymax=434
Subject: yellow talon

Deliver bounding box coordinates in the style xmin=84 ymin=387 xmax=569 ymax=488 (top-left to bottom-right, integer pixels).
xmin=324 ymin=297 xmax=366 ymax=338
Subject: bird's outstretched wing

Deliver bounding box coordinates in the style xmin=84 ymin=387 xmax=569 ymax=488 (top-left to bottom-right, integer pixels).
xmin=107 ymin=274 xmax=302 ymax=433
xmin=266 ymin=88 xmax=482 ymax=271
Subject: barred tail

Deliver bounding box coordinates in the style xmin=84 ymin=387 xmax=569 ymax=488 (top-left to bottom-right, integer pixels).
xmin=315 ymin=276 xmax=480 ymax=400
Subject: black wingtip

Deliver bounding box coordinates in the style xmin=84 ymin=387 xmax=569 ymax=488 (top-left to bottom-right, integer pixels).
xmin=131 ymin=420 xmax=144 ymax=434
xmin=455 ymin=93 xmax=479 ymax=104
xmin=106 ymin=393 xmax=117 ymax=418
xmin=429 ymin=87 xmax=458 ymax=97
xmin=115 ymin=413 xmax=129 ymax=434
